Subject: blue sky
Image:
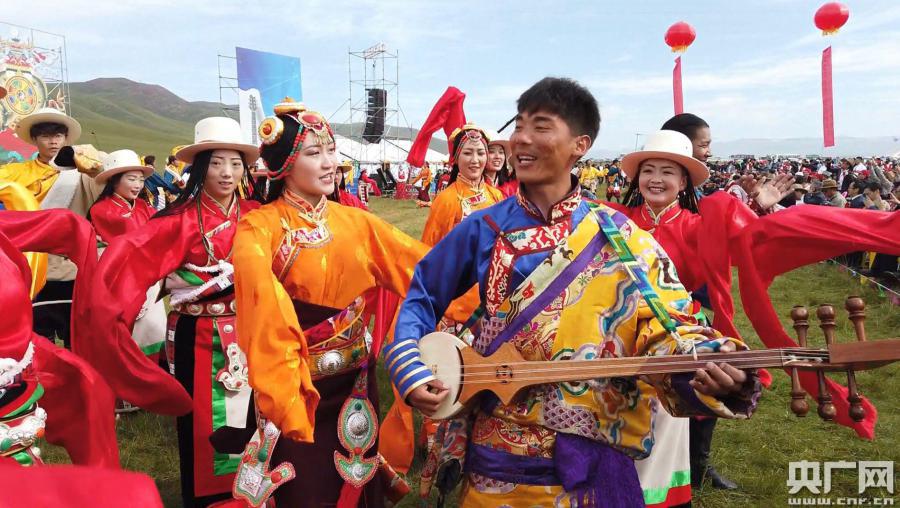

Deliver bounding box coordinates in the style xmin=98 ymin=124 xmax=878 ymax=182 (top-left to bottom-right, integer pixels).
xmin=6 ymin=0 xmax=900 ymax=155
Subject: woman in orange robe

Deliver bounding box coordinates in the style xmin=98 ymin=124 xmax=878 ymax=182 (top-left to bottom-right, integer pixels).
xmin=232 ymin=102 xmax=428 ymax=508
xmin=421 ymin=125 xmax=504 ymax=337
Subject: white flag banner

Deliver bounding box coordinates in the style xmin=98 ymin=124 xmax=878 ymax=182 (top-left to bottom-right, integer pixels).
xmin=238 ymin=88 xmax=265 ymax=147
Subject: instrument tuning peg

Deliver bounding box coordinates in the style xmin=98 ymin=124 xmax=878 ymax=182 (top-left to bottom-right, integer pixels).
xmin=815 ymin=304 xmax=837 ymax=421
xmin=845 ymin=296 xmax=867 ymax=422
xmin=789 ymin=306 xmax=809 ymax=417
xmin=845 ymin=296 xmax=867 ymax=343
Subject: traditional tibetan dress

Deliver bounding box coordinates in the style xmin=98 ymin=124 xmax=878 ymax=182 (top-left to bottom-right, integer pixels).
xmin=88 ymin=192 xmax=258 ymax=507
xmin=232 ymin=189 xmax=427 ymax=507
xmin=421 ymin=177 xmax=504 ymax=334
xmin=90 ymin=193 xmax=154 ymax=241
xmin=607 ymin=194 xmax=900 ymax=502
xmin=609 ymin=201 xmax=702 ymax=507
xmin=89 ymin=193 xmax=166 ymax=361
xmin=390 ymin=182 xmax=761 ymax=507
xmin=0 ymin=181 xmax=47 ymax=297
xmin=0 ymin=209 xmax=118 ymax=469
xmin=410 ymin=166 xmax=433 ymax=202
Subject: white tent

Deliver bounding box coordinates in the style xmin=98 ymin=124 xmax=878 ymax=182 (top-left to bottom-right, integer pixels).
xmin=334 ymin=134 xmax=446 ymax=165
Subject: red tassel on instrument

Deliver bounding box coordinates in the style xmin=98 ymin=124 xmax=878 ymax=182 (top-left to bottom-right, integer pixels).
xmin=822 ymin=46 xmax=835 ymax=147
xmin=673 ymin=56 xmax=684 ymax=115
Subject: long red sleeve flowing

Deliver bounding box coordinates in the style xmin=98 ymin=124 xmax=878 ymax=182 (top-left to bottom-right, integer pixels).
xmin=406 ymin=86 xmax=466 ymax=167
xmin=83 ymin=213 xmax=196 ymax=415
xmin=731 ymin=205 xmax=900 ymax=439
xmin=612 ymin=193 xmax=900 ymax=438
xmin=0 ymin=462 xmax=164 ymax=507
xmin=0 ymin=210 xmax=119 ymax=467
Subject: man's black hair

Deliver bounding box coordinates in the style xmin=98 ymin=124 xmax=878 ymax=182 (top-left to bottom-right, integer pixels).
xmin=863 ymin=180 xmax=882 ymax=193
xmin=517 ymin=77 xmax=600 ymax=142
xmin=29 ymin=122 xmax=68 ymax=140
xmin=661 ymin=113 xmax=709 ymax=142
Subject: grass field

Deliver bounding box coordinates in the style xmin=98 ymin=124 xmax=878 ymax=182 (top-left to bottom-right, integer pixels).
xmin=39 ymin=196 xmax=899 ymax=507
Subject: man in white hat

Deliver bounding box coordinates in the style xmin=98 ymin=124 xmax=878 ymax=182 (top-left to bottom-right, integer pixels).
xmin=0 ymin=107 xmax=86 ymax=203
xmin=0 ymin=106 xmax=106 ymax=348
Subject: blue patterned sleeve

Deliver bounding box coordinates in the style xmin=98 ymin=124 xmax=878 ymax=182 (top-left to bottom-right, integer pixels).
xmin=386 ymin=214 xmax=485 ymax=399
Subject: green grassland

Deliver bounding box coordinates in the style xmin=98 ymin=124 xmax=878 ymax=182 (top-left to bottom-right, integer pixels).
xmin=39 ymin=196 xmax=899 ymax=507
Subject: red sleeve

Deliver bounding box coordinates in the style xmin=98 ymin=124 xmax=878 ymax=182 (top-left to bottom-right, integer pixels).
xmin=744 ymin=205 xmax=900 ymax=284
xmin=730 ymin=205 xmax=900 ymax=440
xmin=695 ymin=192 xmax=759 ymax=339
xmin=33 ymin=336 xmax=119 ymax=467
xmin=340 ymin=191 xmax=369 ymax=210
xmin=0 ymin=210 xmax=119 ymax=467
xmin=84 ymin=213 xmax=194 ymax=415
xmin=406 ymin=86 xmax=466 ymax=167
xmin=0 ymin=462 xmax=163 ymax=507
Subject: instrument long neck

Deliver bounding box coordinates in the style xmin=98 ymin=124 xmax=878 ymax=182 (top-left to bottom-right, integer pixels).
xmin=467 ymin=349 xmax=823 ymax=387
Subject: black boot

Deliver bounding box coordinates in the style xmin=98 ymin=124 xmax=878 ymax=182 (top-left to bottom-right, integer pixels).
xmin=689 ymin=417 xmax=713 ymax=487
xmin=689 ymin=418 xmax=738 ymax=490
xmin=705 ymin=465 xmax=738 ymax=490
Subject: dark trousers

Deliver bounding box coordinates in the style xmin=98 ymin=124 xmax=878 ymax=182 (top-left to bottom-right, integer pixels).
xmin=689 ymin=417 xmax=717 ymax=486
xmin=870 ymin=254 xmax=898 ymax=275
xmin=32 ymin=280 xmax=74 ymax=349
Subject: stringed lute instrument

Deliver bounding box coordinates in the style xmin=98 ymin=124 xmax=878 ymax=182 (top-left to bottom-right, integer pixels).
xmin=419 ymin=297 xmax=900 ymax=420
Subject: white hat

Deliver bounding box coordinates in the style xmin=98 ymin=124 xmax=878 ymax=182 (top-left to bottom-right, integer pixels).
xmin=485 ymin=129 xmax=510 ymax=154
xmin=14 ymin=107 xmax=82 ymax=145
xmin=620 ymin=130 xmax=709 ymax=184
xmin=95 ymin=149 xmax=154 ymax=185
xmin=175 ymin=117 xmax=259 ymax=164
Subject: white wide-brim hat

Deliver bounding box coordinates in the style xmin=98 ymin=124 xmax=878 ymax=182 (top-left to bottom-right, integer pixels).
xmin=485 ymin=129 xmax=510 ymax=155
xmin=95 ymin=149 xmax=154 ymax=184
xmin=14 ymin=107 xmax=82 ymax=145
xmin=620 ymin=130 xmax=709 ymax=185
xmin=175 ymin=117 xmax=260 ymax=164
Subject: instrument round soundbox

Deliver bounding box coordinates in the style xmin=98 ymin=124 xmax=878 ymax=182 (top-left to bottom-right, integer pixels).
xmin=418 ymin=332 xmax=468 ymax=420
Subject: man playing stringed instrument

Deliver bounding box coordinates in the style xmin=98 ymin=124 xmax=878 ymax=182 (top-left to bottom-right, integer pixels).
xmin=386 ymin=77 xmax=762 ymax=507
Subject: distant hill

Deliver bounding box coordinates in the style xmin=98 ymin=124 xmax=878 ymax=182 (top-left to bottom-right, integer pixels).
xmin=68 ymin=78 xmax=447 ymax=166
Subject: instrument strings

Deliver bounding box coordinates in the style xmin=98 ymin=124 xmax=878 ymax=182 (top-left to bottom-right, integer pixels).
xmin=453 ymin=350 xmax=829 ymax=385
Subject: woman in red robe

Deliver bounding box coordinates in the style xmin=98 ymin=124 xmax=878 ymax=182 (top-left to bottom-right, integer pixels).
xmin=89 ymin=150 xmax=166 ymax=371
xmin=84 ymin=117 xmax=260 ymax=508
xmin=608 ymin=127 xmax=900 ymax=506
xmin=88 ymin=149 xmax=154 ymax=243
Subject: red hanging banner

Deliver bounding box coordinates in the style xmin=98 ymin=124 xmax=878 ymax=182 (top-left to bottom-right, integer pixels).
xmin=822 ymin=46 xmax=835 ymax=147
xmin=673 ymin=56 xmax=684 ymax=115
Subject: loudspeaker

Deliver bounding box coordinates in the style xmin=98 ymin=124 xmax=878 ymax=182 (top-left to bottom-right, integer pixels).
xmin=363 ymin=88 xmax=387 ymax=143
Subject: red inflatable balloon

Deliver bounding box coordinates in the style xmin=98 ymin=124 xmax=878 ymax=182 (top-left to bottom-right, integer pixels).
xmin=815 ymin=2 xmax=850 ymax=35
xmin=665 ymin=21 xmax=696 ymax=53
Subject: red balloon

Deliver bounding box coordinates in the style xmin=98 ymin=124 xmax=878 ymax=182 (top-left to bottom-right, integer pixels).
xmin=665 ymin=21 xmax=696 ymax=53
xmin=814 ymin=2 xmax=850 ymax=35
